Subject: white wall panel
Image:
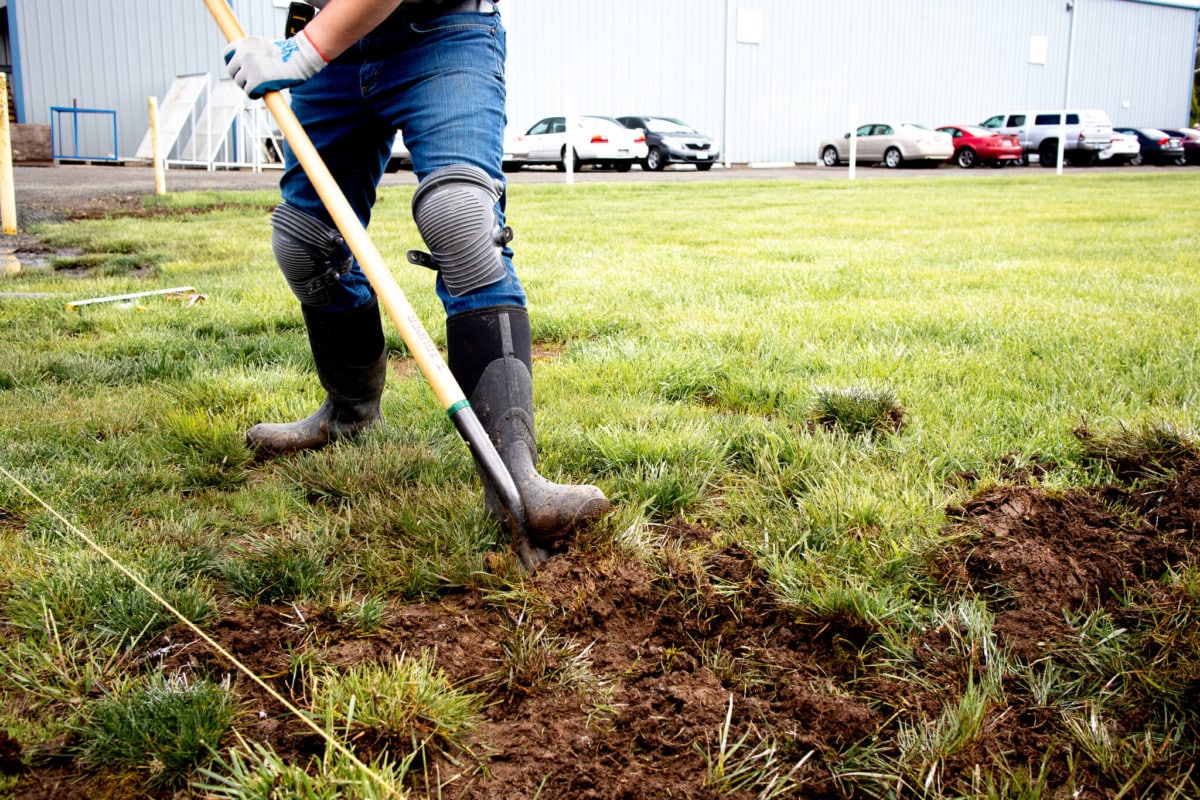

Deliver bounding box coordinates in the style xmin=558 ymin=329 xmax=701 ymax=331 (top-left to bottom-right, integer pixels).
xmin=10 ymin=0 xmax=281 ymax=158
xmin=8 ymin=0 xmax=1198 ymax=165
xmin=506 ymin=0 xmax=1198 ymax=163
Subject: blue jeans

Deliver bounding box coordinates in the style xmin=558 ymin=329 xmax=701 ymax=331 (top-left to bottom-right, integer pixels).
xmin=279 ymin=3 xmax=525 ymax=316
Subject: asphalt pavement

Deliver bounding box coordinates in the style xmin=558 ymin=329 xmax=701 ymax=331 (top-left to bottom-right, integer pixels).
xmin=8 ymin=158 xmax=1180 ymax=229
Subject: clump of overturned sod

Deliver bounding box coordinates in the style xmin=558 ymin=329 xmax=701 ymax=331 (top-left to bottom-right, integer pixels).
xmin=75 ymin=673 xmax=236 ymax=786
xmin=309 ymin=651 xmax=485 ymax=763
xmin=810 ymin=386 xmax=905 ymax=437
xmin=1075 ymin=420 xmax=1198 ymax=481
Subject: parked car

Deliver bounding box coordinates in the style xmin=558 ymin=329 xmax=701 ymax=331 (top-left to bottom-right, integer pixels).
xmin=980 ymin=109 xmax=1112 ymax=167
xmin=614 ymin=115 xmax=719 ymax=171
xmin=386 ymin=132 xmax=411 ymax=172
xmin=505 ymin=115 xmax=647 ymax=172
xmin=389 ymin=129 xmax=530 ymax=173
xmin=1097 ymin=130 xmax=1140 ymax=165
xmin=1159 ymin=127 xmax=1200 ymax=165
xmin=935 ymin=125 xmax=1022 ymax=168
xmin=819 ymin=122 xmax=953 ymax=169
xmin=1114 ymin=127 xmax=1185 ymax=166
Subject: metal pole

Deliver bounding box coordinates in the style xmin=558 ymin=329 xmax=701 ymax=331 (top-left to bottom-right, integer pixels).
xmin=564 ymin=99 xmax=574 ymax=185
xmin=722 ymin=0 xmax=733 ymax=170
xmin=1057 ymin=1 xmax=1079 ymax=176
xmin=848 ymin=104 xmax=858 ymax=181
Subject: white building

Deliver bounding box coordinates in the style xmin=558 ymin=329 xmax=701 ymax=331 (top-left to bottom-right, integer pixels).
xmin=2 ymin=0 xmax=1197 ymax=165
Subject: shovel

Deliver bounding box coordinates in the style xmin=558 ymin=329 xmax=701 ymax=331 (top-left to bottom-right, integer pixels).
xmin=203 ymin=0 xmax=543 ymax=571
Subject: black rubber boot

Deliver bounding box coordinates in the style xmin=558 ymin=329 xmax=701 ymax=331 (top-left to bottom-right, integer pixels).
xmin=246 ymin=299 xmax=387 ymax=456
xmin=447 ymin=305 xmax=610 ymax=548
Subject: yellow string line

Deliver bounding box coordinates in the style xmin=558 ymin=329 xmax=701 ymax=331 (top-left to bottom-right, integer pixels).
xmin=0 ymin=464 xmax=404 ymax=799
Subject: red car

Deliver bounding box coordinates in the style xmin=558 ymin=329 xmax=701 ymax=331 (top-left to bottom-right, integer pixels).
xmin=936 ymin=125 xmax=1023 ymax=168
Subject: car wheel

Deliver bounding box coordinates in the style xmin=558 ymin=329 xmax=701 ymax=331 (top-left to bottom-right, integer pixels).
xmin=1129 ymin=151 xmax=1144 ymax=167
xmin=1174 ymin=155 xmax=1187 ymax=166
xmin=955 ymin=148 xmax=977 ymax=169
xmin=821 ymin=146 xmax=840 ymax=167
xmin=1012 ymin=154 xmax=1027 ymax=167
xmin=645 ymin=147 xmax=667 ymax=171
xmin=558 ymin=147 xmax=583 ymax=171
xmin=1038 ymin=140 xmax=1059 ymax=168
xmin=696 ymin=162 xmax=714 ymax=171
xmin=884 ymin=147 xmax=903 ymax=169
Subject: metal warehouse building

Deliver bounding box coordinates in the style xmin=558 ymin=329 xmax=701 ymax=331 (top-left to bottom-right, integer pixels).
xmin=1 ymin=0 xmax=1197 ymax=166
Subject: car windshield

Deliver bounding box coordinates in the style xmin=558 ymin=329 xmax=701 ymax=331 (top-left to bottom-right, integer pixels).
xmin=644 ymin=117 xmax=696 ymax=134
xmin=580 ymin=116 xmax=625 ymax=130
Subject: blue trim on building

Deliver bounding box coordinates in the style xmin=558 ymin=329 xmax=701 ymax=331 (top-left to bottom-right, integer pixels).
xmin=1191 ymin=8 xmax=1200 ymax=123
xmin=6 ymin=0 xmax=21 ymax=122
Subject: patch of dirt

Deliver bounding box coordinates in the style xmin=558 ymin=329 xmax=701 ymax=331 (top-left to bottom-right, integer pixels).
xmin=940 ymin=478 xmax=1192 ymax=662
xmin=10 ymin=449 xmax=1200 ymax=799
xmin=0 ymin=729 xmax=24 ymax=775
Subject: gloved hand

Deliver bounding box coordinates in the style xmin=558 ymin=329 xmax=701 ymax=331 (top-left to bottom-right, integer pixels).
xmin=223 ymin=31 xmax=328 ymax=100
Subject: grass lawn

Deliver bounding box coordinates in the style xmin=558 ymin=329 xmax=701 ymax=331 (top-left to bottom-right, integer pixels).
xmin=0 ymin=170 xmax=1197 ymax=798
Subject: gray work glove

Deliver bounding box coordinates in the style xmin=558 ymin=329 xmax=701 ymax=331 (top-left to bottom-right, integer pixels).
xmin=223 ymin=31 xmax=328 ymax=100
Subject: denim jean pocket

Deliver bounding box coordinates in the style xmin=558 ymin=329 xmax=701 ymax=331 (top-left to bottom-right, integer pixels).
xmin=409 ymin=14 xmax=504 ymax=79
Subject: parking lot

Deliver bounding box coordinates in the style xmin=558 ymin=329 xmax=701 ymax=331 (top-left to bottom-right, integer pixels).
xmin=14 ymin=158 xmax=1183 ymax=199
xmin=7 ymin=158 xmax=1190 ymax=230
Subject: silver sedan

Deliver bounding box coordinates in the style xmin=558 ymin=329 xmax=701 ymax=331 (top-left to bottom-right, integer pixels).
xmin=819 ymin=122 xmax=954 ymax=169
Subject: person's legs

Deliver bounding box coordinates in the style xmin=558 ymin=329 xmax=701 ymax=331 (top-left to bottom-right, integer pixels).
xmin=369 ymin=7 xmax=610 ymax=543
xmin=247 ymin=57 xmax=393 ymax=455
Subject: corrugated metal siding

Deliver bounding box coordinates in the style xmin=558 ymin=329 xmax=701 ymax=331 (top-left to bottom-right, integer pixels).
xmin=506 ymin=0 xmax=1197 ymax=164
xmin=1075 ymin=0 xmax=1198 ymax=125
xmin=8 ymin=0 xmax=1197 ymax=164
xmin=10 ymin=0 xmax=282 ymax=158
xmin=504 ymin=0 xmax=727 ymax=145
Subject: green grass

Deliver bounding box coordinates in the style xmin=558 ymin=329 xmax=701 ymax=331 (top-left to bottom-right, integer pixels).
xmin=309 ymin=651 xmax=485 ymax=763
xmin=0 ymin=171 xmax=1198 ymax=793
xmin=74 ymin=673 xmax=236 ymax=786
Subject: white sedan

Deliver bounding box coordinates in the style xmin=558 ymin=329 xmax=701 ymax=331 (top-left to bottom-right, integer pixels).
xmin=506 ymin=115 xmax=647 ymax=172
xmin=1097 ymin=130 xmax=1140 ymax=165
xmin=387 ymin=129 xmax=531 ymax=174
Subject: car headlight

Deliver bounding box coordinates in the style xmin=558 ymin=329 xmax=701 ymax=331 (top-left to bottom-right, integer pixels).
xmin=661 ymin=136 xmax=682 ymax=148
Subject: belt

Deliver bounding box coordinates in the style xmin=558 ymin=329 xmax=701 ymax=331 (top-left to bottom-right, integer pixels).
xmin=389 ymin=0 xmax=494 ymax=18
xmin=289 ymin=1 xmax=495 ymax=42
xmin=306 ymin=0 xmax=493 ymax=8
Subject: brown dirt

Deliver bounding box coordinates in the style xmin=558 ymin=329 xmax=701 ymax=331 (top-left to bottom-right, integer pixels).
xmin=9 ymin=453 xmax=1200 ymax=798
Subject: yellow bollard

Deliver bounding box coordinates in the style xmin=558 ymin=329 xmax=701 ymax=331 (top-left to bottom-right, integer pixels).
xmin=0 ymin=74 xmax=17 ymax=235
xmin=148 ymin=96 xmax=166 ymax=196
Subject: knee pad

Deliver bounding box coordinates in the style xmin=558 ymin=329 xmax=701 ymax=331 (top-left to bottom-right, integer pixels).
xmin=270 ymin=203 xmax=353 ymax=308
xmin=407 ymin=164 xmax=513 ymax=297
